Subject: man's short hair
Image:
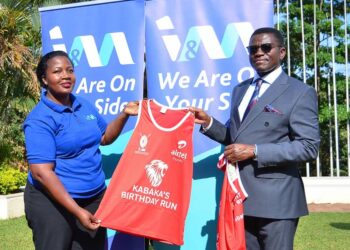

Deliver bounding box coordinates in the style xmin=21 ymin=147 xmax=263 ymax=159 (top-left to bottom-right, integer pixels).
xmin=251 ymin=27 xmax=285 ymax=47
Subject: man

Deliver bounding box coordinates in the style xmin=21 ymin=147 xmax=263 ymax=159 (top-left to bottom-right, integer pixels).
xmin=191 ymin=27 xmax=320 ymax=249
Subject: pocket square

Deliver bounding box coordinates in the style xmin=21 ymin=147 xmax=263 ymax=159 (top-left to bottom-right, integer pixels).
xmin=264 ymin=104 xmax=283 ymax=115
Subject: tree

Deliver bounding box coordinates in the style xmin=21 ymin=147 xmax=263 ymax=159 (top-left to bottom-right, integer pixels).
xmin=275 ymin=0 xmax=350 ymax=176
xmin=0 ymin=0 xmax=41 ymax=168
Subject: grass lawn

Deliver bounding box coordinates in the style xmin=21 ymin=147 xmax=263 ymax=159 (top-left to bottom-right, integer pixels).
xmin=0 ymin=212 xmax=349 ymax=250
xmin=294 ymin=212 xmax=350 ymax=250
xmin=0 ymin=216 xmax=34 ymax=250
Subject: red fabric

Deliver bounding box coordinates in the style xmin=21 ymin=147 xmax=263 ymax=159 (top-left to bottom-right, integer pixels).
xmin=95 ymin=99 xmax=194 ymax=245
xmin=217 ymin=155 xmax=247 ymax=250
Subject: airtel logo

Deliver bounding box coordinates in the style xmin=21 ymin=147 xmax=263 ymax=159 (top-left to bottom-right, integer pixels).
xmin=177 ymin=140 xmax=187 ymax=149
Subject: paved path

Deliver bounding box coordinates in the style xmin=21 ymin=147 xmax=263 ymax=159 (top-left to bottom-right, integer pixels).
xmin=308 ymin=203 xmax=350 ymax=212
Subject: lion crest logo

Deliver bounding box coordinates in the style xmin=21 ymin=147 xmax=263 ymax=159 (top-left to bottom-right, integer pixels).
xmin=145 ymin=160 xmax=168 ymax=187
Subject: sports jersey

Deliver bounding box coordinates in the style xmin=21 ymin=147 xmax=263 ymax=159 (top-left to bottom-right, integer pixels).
xmin=95 ymin=99 xmax=195 ymax=245
xmin=217 ymin=154 xmax=248 ymax=250
xmin=23 ymin=91 xmax=107 ymax=198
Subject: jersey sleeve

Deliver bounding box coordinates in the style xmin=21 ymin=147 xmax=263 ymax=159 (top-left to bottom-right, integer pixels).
xmin=23 ymin=119 xmax=56 ymax=164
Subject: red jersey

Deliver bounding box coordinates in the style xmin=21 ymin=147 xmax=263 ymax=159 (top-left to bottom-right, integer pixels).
xmin=217 ymin=154 xmax=248 ymax=250
xmin=95 ymin=99 xmax=195 ymax=245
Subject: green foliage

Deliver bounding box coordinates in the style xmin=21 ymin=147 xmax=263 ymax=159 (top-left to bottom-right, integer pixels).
xmin=0 ymin=0 xmax=41 ymax=167
xmin=0 ymin=165 xmax=27 ymax=195
xmin=276 ymin=0 xmax=350 ymax=176
xmin=0 ymin=1 xmax=41 ymax=110
xmin=0 ymin=97 xmax=36 ymax=168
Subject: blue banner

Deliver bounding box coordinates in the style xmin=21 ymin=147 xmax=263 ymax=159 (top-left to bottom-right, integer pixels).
xmin=146 ymin=0 xmax=273 ymax=249
xmin=40 ymin=0 xmax=144 ymax=125
xmin=40 ymin=0 xmax=145 ymax=249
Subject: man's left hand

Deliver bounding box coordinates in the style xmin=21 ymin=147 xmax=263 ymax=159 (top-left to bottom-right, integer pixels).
xmin=224 ymin=143 xmax=255 ymax=162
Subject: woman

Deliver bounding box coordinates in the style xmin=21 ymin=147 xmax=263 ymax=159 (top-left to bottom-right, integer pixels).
xmin=23 ymin=50 xmax=138 ymax=250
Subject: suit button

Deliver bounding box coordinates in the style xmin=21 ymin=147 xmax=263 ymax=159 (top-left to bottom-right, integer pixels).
xmin=264 ymin=122 xmax=269 ymax=127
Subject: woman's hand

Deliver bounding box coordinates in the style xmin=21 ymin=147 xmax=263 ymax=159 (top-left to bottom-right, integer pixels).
xmin=76 ymin=207 xmax=101 ymax=231
xmin=30 ymin=163 xmax=101 ymax=231
xmin=101 ymin=100 xmax=139 ymax=145
xmin=123 ymin=101 xmax=139 ymax=116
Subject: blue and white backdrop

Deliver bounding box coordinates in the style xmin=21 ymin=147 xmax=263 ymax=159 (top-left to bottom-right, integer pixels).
xmin=40 ymin=0 xmax=273 ymax=249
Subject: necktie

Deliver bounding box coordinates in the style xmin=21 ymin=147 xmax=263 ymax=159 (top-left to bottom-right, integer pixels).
xmin=242 ymin=78 xmax=263 ymax=121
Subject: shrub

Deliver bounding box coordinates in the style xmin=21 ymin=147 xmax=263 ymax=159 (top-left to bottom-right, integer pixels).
xmin=0 ymin=166 xmax=27 ymax=195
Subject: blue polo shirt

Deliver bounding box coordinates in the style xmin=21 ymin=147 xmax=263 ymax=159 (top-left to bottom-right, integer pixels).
xmin=24 ymin=92 xmax=107 ymax=198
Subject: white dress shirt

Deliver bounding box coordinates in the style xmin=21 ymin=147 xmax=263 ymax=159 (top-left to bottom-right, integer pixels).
xmin=203 ymin=66 xmax=283 ymax=131
xmin=238 ymin=66 xmax=282 ymax=121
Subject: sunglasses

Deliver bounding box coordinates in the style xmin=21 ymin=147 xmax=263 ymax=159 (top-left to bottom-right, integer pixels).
xmin=246 ymin=43 xmax=281 ymax=54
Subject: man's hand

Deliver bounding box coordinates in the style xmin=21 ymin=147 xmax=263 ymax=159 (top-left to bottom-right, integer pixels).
xmin=224 ymin=143 xmax=255 ymax=162
xmin=188 ymin=107 xmax=211 ymax=127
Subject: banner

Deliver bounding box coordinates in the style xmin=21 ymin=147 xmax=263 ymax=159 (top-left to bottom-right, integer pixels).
xmin=145 ymin=0 xmax=273 ymax=249
xmin=40 ymin=0 xmax=145 ymax=249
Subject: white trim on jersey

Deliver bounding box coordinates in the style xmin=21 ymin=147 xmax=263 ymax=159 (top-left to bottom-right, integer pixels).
xmin=148 ymin=99 xmax=193 ymax=132
xmin=217 ymin=153 xmax=248 ymax=198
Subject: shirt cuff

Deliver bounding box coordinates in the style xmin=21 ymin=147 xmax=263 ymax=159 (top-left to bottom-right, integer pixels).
xmin=253 ymin=144 xmax=258 ymax=160
xmin=201 ymin=117 xmax=213 ymax=132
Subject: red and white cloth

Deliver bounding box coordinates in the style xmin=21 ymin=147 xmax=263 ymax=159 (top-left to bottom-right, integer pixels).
xmin=95 ymin=99 xmax=194 ymax=245
xmin=216 ymin=154 xmax=248 ymax=250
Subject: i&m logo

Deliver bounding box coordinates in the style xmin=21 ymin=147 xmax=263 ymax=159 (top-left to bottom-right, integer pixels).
xmin=49 ymin=26 xmax=135 ymax=67
xmin=156 ymin=16 xmax=254 ymax=62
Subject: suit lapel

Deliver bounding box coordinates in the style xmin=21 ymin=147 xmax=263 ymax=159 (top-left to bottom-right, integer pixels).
xmin=234 ymin=73 xmax=290 ymax=141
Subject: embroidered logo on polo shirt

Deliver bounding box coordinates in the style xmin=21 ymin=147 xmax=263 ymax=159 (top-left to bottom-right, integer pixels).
xmin=86 ymin=114 xmax=96 ymax=120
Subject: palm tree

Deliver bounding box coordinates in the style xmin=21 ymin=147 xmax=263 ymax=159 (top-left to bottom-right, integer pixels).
xmin=0 ymin=0 xmax=41 ymax=167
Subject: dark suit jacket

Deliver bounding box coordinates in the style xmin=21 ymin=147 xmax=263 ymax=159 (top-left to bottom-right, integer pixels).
xmin=203 ymin=72 xmax=320 ymax=219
